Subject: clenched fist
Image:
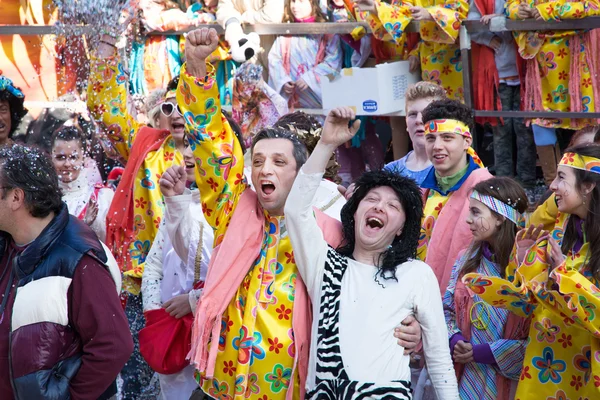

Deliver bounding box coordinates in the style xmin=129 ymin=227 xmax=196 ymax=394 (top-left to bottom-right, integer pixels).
xmin=160 ymin=165 xmax=187 ymax=197
xmin=185 ymin=27 xmax=220 ymax=78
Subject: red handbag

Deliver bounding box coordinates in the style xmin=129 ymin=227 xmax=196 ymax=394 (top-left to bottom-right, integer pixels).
xmin=140 ymin=222 xmax=206 ymax=375
xmin=139 ymin=308 xmax=194 ymax=375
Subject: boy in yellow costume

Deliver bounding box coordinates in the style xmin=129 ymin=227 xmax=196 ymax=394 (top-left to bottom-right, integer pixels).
xmin=167 ymin=27 xmax=422 ymax=400
xmin=417 ymin=99 xmax=490 ymax=294
xmin=87 ymin=33 xmax=185 ymax=397
xmin=463 ymin=145 xmax=600 ymax=399
xmin=357 ymin=0 xmax=468 ymax=101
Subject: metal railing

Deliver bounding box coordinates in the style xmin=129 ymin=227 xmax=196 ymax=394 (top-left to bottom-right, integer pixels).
xmin=2 ymin=17 xmax=600 ymax=119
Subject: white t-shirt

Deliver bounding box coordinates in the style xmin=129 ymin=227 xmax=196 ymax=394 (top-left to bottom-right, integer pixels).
xmin=285 ymin=169 xmax=459 ymax=399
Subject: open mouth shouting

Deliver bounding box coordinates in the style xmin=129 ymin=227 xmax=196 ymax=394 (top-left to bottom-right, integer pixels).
xmin=260 ymin=179 xmax=276 ymax=199
xmin=171 ymin=120 xmax=185 ymax=135
xmin=364 ymin=214 xmax=386 ymax=235
xmin=184 ymin=159 xmax=195 ymax=172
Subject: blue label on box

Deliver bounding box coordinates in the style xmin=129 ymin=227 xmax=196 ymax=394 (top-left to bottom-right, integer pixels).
xmin=363 ymin=100 xmax=378 ymax=113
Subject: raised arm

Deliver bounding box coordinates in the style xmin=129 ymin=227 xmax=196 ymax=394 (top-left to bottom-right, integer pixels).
xmin=285 ymin=107 xmax=360 ymax=296
xmin=177 ymin=28 xmax=248 ymax=245
xmin=87 ymin=36 xmax=143 ymax=162
xmin=163 ymin=190 xmax=196 ymax=262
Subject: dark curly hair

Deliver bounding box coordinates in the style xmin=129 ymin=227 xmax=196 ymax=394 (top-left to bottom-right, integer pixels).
xmin=51 ymin=126 xmax=87 ymax=154
xmin=0 ymin=87 xmax=28 ymax=138
xmin=0 ymin=144 xmax=62 ymax=218
xmin=337 ymin=170 xmax=424 ymax=281
xmin=422 ymin=99 xmax=475 ymax=133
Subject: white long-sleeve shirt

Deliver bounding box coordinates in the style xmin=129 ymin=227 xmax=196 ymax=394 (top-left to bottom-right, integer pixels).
xmin=141 ymin=189 xmax=214 ymax=314
xmin=285 ymin=169 xmax=459 ymax=399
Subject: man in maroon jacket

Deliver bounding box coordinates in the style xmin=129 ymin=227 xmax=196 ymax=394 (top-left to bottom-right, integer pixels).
xmin=0 ymin=144 xmax=132 ymax=400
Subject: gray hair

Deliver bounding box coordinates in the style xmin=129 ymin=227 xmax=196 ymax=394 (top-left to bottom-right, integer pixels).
xmin=145 ymin=88 xmax=167 ymax=128
xmin=251 ymin=127 xmax=308 ymax=171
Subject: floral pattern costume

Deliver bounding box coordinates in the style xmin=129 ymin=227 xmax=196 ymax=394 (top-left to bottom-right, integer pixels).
xmin=507 ymin=0 xmax=600 ymax=129
xmin=177 ymin=63 xmax=300 ymax=399
xmin=87 ymin=56 xmax=183 ymax=293
xmin=463 ymin=212 xmax=600 ymax=399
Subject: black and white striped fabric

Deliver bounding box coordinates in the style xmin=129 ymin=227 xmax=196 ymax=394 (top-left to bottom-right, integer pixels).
xmin=307 ymin=248 xmax=412 ymax=400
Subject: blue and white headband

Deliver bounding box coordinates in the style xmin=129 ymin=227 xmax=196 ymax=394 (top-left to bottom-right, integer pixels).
xmin=0 ymin=76 xmax=24 ymax=98
xmin=470 ymin=190 xmax=521 ymax=225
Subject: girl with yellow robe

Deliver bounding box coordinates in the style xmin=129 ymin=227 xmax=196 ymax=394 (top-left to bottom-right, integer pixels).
xmin=463 ymin=144 xmax=600 ymax=399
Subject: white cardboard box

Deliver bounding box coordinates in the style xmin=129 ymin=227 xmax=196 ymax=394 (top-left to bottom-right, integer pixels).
xmin=322 ymin=60 xmax=421 ymax=116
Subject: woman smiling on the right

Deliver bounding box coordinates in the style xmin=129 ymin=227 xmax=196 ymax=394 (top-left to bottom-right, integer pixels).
xmin=463 ymin=144 xmax=600 ymax=399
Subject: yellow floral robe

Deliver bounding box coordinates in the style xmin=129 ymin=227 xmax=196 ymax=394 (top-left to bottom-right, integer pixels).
xmin=368 ymin=0 xmax=468 ymax=101
xmin=463 ymin=213 xmax=600 ymax=399
xmin=177 ymin=63 xmax=299 ymax=399
xmin=87 ymin=56 xmax=182 ymax=294
xmin=354 ymin=3 xmax=411 ymax=61
xmin=507 ymin=0 xmax=600 ymax=129
xmin=418 ymin=190 xmax=451 ymax=261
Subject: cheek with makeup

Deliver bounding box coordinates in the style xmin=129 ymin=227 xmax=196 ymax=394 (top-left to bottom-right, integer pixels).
xmin=52 ymin=140 xmax=85 ymax=183
xmin=550 ymin=166 xmax=585 ymax=214
xmin=466 ymin=198 xmax=501 ymax=242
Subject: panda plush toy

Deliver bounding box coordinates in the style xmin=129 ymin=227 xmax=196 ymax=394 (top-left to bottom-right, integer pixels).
xmin=225 ymin=21 xmax=261 ymax=63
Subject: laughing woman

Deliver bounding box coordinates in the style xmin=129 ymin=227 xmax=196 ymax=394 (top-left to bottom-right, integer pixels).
xmin=285 ymin=107 xmax=458 ymax=399
xmin=462 ymin=144 xmax=600 ymax=399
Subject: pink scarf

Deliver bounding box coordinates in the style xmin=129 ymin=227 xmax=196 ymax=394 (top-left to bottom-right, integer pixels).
xmin=189 ymin=188 xmax=343 ymax=400
xmin=294 ymin=16 xmax=317 ymax=23
xmin=423 ymin=168 xmax=493 ymax=294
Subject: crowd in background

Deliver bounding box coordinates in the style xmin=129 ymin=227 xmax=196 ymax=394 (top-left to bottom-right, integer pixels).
xmin=0 ymin=0 xmax=599 ymax=399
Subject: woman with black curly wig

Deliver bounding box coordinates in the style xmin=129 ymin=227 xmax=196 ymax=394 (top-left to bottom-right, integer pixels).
xmin=0 ymin=76 xmax=28 ymax=146
xmin=285 ymin=107 xmax=458 ymax=399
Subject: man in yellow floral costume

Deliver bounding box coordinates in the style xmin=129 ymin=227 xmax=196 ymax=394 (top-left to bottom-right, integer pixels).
xmin=165 ymin=27 xmax=422 ymax=400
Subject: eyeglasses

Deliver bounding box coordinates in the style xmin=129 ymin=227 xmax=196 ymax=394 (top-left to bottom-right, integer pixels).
xmin=160 ymin=102 xmax=183 ymax=118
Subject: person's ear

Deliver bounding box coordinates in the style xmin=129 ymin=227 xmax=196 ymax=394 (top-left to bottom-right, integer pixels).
xmin=464 ymin=136 xmax=472 ymax=150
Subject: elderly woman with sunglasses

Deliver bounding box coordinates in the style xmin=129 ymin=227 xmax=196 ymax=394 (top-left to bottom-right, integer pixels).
xmin=86 ymin=33 xmax=189 ymax=397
